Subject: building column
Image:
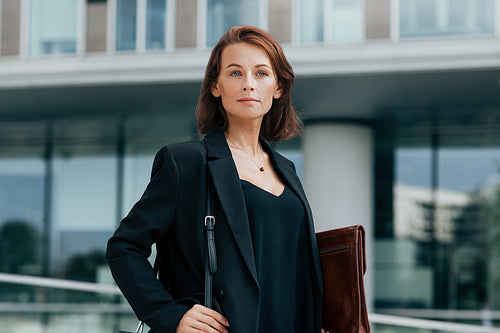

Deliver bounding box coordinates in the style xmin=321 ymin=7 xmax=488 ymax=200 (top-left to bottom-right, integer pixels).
xmin=303 ymin=121 xmax=374 ymax=312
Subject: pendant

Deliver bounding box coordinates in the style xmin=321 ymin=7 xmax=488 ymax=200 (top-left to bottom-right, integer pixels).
xmin=260 ymin=167 xmax=265 ymax=172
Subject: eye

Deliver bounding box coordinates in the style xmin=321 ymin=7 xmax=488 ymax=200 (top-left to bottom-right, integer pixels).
xmin=230 ymin=71 xmax=242 ymax=77
xmin=256 ymin=71 xmax=269 ymax=77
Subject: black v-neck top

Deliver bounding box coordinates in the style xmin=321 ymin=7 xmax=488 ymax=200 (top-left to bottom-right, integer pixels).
xmin=240 ymin=179 xmax=315 ymax=332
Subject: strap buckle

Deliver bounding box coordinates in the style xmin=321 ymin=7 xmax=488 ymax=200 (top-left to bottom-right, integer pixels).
xmin=204 ymin=215 xmax=215 ymax=226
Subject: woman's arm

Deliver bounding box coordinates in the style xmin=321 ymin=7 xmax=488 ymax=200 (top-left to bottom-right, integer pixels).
xmin=106 ymin=147 xmax=190 ymax=332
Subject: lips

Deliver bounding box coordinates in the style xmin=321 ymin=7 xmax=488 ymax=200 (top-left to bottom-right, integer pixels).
xmin=238 ymin=97 xmax=259 ymax=102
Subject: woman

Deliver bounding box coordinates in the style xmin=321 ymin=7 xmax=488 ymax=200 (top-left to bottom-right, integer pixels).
xmin=106 ymin=26 xmax=325 ymax=333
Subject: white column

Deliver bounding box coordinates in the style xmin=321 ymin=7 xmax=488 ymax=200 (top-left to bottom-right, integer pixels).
xmin=196 ymin=0 xmax=207 ymax=49
xmin=303 ymin=122 xmax=374 ymax=312
xmin=19 ymin=0 xmax=30 ymax=58
xmin=166 ymin=0 xmax=176 ymax=51
xmin=76 ymin=0 xmax=86 ymax=56
xmin=0 ymin=0 xmax=3 ymax=56
xmin=390 ymin=0 xmax=399 ymax=42
xmin=107 ymin=0 xmax=117 ymax=54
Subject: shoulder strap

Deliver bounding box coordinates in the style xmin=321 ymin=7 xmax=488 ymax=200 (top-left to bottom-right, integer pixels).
xmin=204 ymin=172 xmax=217 ymax=308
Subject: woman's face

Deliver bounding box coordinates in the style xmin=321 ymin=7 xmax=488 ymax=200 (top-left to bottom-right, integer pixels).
xmin=211 ymin=42 xmax=282 ymax=125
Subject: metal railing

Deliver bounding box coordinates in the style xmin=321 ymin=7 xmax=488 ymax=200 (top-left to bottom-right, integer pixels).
xmin=1 ymin=272 xmax=500 ymax=332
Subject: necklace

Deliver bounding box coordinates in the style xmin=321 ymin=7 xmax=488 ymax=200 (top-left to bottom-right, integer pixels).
xmin=226 ymin=136 xmax=266 ymax=172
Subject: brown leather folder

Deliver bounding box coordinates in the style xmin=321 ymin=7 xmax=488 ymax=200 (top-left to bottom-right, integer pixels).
xmin=316 ymin=225 xmax=370 ymax=333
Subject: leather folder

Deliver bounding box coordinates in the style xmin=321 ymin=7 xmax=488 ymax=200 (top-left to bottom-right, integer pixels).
xmin=316 ymin=225 xmax=370 ymax=333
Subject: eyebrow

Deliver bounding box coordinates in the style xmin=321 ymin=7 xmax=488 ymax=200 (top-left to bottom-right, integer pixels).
xmin=225 ymin=63 xmax=272 ymax=69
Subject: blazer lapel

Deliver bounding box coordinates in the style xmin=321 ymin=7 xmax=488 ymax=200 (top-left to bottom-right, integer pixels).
xmin=263 ymin=142 xmax=323 ymax=292
xmin=204 ymin=127 xmax=259 ymax=288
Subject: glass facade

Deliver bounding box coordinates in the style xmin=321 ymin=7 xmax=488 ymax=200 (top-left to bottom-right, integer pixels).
xmin=0 ymin=116 xmax=194 ymax=331
xmin=375 ymin=113 xmax=500 ymax=325
xmin=3 ymin=111 xmax=500 ymax=330
xmin=400 ymin=0 xmax=495 ymax=38
xmin=29 ymin=0 xmax=78 ymax=55
xmin=206 ymin=0 xmax=261 ymax=46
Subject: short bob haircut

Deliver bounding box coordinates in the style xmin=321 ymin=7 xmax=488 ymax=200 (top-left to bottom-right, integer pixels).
xmin=196 ymin=25 xmax=302 ymax=142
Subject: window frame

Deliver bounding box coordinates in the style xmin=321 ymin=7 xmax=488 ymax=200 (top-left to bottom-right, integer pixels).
xmin=198 ymin=0 xmax=268 ymax=49
xmin=292 ymin=0 xmax=366 ymax=45
xmin=395 ymin=0 xmax=497 ymax=40
xmin=107 ymin=0 xmax=175 ymax=54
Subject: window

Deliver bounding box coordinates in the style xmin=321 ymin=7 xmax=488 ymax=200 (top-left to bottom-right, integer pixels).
xmin=330 ymin=0 xmax=363 ymax=44
xmin=0 ymin=158 xmax=45 ymax=278
xmin=29 ymin=0 xmax=78 ymax=55
xmin=116 ymin=0 xmax=137 ymax=51
xmin=375 ymin=117 xmax=500 ymax=317
xmin=400 ymin=0 xmax=495 ymax=38
xmin=116 ymin=0 xmax=169 ymax=52
xmin=300 ymin=0 xmax=324 ymax=44
xmin=146 ymin=0 xmax=166 ymax=50
xmin=298 ymin=0 xmax=363 ymax=44
xmin=0 ymin=154 xmax=45 ymax=304
xmin=206 ymin=0 xmax=261 ymax=47
xmin=52 ymin=154 xmax=117 ymax=283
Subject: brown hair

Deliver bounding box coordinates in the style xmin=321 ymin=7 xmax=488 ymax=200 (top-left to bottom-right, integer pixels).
xmin=196 ymin=25 xmax=302 ymax=142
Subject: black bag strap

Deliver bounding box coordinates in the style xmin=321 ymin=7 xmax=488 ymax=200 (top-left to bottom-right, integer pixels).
xmin=204 ymin=174 xmax=217 ymax=308
xmin=151 ymin=169 xmax=217 ymax=309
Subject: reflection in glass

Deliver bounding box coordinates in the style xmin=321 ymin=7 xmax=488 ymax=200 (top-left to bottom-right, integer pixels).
xmin=207 ymin=0 xmax=260 ymax=46
xmin=400 ymin=0 xmax=494 ymax=38
xmin=300 ymin=0 xmax=324 ymax=44
xmin=437 ymin=148 xmax=500 ymax=310
xmin=0 ymin=158 xmax=44 ymax=302
xmin=146 ymin=0 xmax=166 ymax=50
xmin=30 ymin=0 xmax=78 ymax=55
xmin=52 ymin=155 xmax=117 ymax=286
xmin=116 ymin=0 xmax=137 ymax=51
xmin=376 ymin=125 xmax=500 ymax=321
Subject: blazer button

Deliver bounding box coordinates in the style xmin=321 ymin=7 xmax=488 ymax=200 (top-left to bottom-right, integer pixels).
xmin=216 ymin=288 xmax=224 ymax=299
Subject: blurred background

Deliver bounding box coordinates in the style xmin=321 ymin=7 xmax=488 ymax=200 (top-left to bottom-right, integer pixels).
xmin=1 ymin=0 xmax=500 ymax=332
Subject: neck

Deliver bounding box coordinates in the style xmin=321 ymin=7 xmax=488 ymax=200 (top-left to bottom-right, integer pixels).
xmin=225 ymin=119 xmax=262 ymax=155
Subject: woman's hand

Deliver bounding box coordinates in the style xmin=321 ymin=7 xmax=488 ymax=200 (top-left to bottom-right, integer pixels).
xmin=176 ymin=304 xmax=229 ymax=333
xmin=321 ymin=329 xmax=330 ymax=333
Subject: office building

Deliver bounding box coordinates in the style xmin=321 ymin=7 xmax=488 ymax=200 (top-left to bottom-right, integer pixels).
xmin=1 ymin=0 xmax=500 ymax=331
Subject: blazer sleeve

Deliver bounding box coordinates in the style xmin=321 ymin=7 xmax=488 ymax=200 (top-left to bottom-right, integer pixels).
xmin=105 ymin=146 xmax=190 ymax=332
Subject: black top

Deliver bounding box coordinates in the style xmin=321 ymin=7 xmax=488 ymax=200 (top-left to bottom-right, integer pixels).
xmin=241 ymin=180 xmax=315 ymax=332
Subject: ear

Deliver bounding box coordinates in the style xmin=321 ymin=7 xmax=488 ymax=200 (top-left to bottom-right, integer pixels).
xmin=211 ymin=82 xmax=221 ymax=98
xmin=273 ymin=84 xmax=282 ymax=99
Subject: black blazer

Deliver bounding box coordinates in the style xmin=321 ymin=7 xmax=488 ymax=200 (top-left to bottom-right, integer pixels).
xmin=106 ymin=125 xmax=323 ymax=333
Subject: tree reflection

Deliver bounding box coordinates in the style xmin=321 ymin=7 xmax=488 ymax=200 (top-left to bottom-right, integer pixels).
xmin=0 ymin=219 xmax=41 ymax=302
xmin=479 ymin=181 xmax=500 ymax=310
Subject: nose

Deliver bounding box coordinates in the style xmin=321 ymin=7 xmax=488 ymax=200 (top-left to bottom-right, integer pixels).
xmin=242 ymin=76 xmax=255 ymax=91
